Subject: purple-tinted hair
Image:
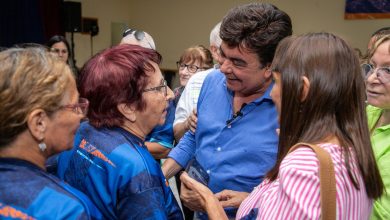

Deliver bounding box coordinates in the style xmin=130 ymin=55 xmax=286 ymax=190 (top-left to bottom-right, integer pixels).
xmin=79 ymin=44 xmax=162 ymax=128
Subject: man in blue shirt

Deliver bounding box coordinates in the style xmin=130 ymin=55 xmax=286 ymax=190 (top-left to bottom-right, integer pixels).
xmin=162 ymin=3 xmax=292 ymax=219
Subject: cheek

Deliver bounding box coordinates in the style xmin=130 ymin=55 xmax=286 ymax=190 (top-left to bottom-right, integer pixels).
xmin=271 ymin=86 xmax=281 ymax=110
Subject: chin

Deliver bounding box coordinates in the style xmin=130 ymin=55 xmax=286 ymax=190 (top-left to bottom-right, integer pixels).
xmin=158 ymin=118 xmax=166 ymax=126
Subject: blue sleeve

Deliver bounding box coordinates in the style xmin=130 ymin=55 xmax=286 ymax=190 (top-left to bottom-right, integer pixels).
xmin=146 ymin=101 xmax=175 ymax=149
xmin=168 ymin=122 xmax=196 ymax=168
xmin=117 ymin=186 xmax=183 ymax=220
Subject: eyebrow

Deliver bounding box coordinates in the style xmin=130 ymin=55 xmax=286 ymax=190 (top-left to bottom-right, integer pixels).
xmin=219 ymin=46 xmax=247 ymax=66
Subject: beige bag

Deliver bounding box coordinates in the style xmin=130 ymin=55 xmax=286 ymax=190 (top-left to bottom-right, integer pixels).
xmin=288 ymin=143 xmax=336 ymax=220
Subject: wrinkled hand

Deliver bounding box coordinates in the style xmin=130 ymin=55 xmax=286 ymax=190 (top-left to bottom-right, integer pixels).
xmin=186 ymin=109 xmax=198 ymax=133
xmin=215 ymin=190 xmax=249 ymax=208
xmin=180 ymin=172 xmax=213 ymax=211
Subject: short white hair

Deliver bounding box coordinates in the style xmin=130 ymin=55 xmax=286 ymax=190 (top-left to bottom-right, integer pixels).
xmin=120 ymin=30 xmax=156 ymax=50
xmin=209 ymin=22 xmax=222 ymax=47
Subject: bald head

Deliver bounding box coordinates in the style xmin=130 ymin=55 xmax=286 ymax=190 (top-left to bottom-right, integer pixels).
xmin=120 ymin=29 xmax=156 ymax=50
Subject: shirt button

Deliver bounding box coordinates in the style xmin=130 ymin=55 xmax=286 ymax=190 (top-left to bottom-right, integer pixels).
xmin=227 ymin=124 xmax=231 ymax=128
xmin=206 ymin=170 xmax=210 ymax=174
xmin=217 ymin=147 xmax=222 ymax=151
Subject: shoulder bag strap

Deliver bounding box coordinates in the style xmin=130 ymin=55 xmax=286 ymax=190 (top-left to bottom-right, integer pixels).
xmin=288 ymin=142 xmax=336 ymax=220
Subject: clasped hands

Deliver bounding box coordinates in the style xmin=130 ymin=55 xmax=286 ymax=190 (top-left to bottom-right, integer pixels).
xmin=179 ymin=172 xmax=249 ymax=212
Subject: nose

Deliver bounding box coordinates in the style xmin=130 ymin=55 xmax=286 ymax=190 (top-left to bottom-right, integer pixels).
xmin=166 ymin=86 xmax=174 ymax=101
xmin=179 ymin=67 xmax=190 ymax=76
xmin=366 ymin=69 xmax=380 ymax=84
xmin=219 ymin=59 xmax=231 ymax=74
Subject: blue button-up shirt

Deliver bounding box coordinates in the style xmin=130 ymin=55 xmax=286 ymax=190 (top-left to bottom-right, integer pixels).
xmin=169 ymin=69 xmax=279 ymax=194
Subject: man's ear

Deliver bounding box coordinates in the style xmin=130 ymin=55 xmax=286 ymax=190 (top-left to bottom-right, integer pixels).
xmin=300 ymin=76 xmax=310 ymax=102
xmin=117 ymin=103 xmax=137 ymax=122
xmin=264 ymin=65 xmax=272 ymax=79
xmin=27 ymin=109 xmax=47 ymax=142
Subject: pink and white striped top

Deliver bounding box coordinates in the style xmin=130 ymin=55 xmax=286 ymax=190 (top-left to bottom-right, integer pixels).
xmin=236 ymin=143 xmax=372 ymax=220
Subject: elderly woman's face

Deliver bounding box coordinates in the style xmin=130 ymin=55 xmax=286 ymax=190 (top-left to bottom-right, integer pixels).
xmin=138 ymin=62 xmax=174 ymax=130
xmin=178 ymin=60 xmax=203 ymax=87
xmin=44 ymin=77 xmax=83 ymax=154
xmin=366 ymin=40 xmax=390 ymax=110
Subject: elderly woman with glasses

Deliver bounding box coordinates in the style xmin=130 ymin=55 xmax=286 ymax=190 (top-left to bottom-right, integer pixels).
xmin=0 ymin=47 xmax=101 ymax=219
xmin=364 ymin=34 xmax=390 ymax=220
xmin=55 ymin=44 xmax=183 ymax=220
xmin=174 ymin=45 xmax=213 ymax=107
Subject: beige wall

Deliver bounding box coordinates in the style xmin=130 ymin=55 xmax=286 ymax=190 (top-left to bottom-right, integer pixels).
xmin=69 ymin=0 xmax=389 ymax=73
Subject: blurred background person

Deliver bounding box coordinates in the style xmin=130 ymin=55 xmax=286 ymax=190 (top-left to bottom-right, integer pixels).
xmin=46 ymin=35 xmax=78 ymax=77
xmin=367 ymin=27 xmax=390 ymax=51
xmin=120 ymin=28 xmax=156 ymax=50
xmin=173 ymin=22 xmax=222 ymax=142
xmin=55 ymin=44 xmax=183 ymax=219
xmin=364 ymin=34 xmax=390 ymax=220
xmin=0 ymin=47 xmax=101 ymax=219
xmin=181 ymin=32 xmax=383 ymax=220
xmin=174 ymin=45 xmax=213 ymax=107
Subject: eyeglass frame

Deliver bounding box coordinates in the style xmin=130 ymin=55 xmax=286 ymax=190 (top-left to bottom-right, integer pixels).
xmin=361 ymin=63 xmax=390 ymax=83
xmin=59 ymin=97 xmax=89 ymax=116
xmin=122 ymin=28 xmax=154 ymax=50
xmin=176 ymin=62 xmax=204 ymax=73
xmin=143 ymin=80 xmax=168 ymax=96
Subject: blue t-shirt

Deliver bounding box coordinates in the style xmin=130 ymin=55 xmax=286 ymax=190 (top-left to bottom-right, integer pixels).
xmin=57 ymin=122 xmax=183 ymax=220
xmin=168 ymin=69 xmax=279 ymax=218
xmin=0 ymin=158 xmax=102 ymax=220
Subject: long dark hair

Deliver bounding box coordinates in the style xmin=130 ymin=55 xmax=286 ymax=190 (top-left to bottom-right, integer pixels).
xmin=267 ymin=33 xmax=383 ymax=199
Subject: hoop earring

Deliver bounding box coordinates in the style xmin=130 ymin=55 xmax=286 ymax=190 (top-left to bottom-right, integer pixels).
xmin=38 ymin=142 xmax=47 ymax=152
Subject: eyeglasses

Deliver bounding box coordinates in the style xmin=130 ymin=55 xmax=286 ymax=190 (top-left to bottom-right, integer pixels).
xmin=60 ymin=98 xmax=89 ymax=116
xmin=122 ymin=28 xmax=154 ymax=50
xmin=176 ymin=62 xmax=204 ymax=73
xmin=143 ymin=80 xmax=168 ymax=96
xmin=362 ymin=63 xmax=390 ymax=83
xmin=50 ymin=48 xmax=68 ymax=54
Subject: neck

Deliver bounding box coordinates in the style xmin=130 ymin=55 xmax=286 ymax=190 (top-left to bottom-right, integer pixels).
xmin=377 ymin=109 xmax=390 ymax=128
xmin=120 ymin=122 xmax=146 ymax=141
xmin=233 ymin=79 xmax=271 ymax=112
xmin=0 ymin=133 xmax=46 ymax=170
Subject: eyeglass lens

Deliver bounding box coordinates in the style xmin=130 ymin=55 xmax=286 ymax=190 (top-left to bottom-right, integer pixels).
xmin=177 ymin=62 xmax=200 ymax=73
xmin=363 ymin=64 xmax=390 ymax=82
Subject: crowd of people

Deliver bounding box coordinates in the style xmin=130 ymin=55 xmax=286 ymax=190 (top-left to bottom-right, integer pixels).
xmin=0 ymin=2 xmax=389 ymax=220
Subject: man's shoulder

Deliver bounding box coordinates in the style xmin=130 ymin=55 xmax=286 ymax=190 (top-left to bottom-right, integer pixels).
xmin=188 ymin=68 xmax=220 ymax=84
xmin=202 ymin=68 xmax=224 ymax=85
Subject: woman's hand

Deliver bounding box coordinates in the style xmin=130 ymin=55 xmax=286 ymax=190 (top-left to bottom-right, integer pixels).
xmin=215 ymin=190 xmax=249 ymax=208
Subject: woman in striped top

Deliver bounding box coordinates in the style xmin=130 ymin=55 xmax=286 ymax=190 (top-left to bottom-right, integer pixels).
xmin=180 ymin=32 xmax=384 ymax=219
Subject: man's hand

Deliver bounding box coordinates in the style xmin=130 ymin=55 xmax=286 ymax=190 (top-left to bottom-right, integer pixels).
xmin=215 ymin=190 xmax=249 ymax=208
xmin=180 ymin=177 xmax=205 ymax=211
xmin=186 ymin=109 xmax=197 ymax=133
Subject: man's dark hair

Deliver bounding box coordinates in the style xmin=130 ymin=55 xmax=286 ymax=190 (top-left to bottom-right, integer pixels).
xmin=220 ymin=3 xmax=292 ymax=66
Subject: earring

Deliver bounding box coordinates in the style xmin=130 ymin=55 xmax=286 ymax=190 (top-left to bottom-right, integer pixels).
xmin=38 ymin=142 xmax=47 ymax=152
